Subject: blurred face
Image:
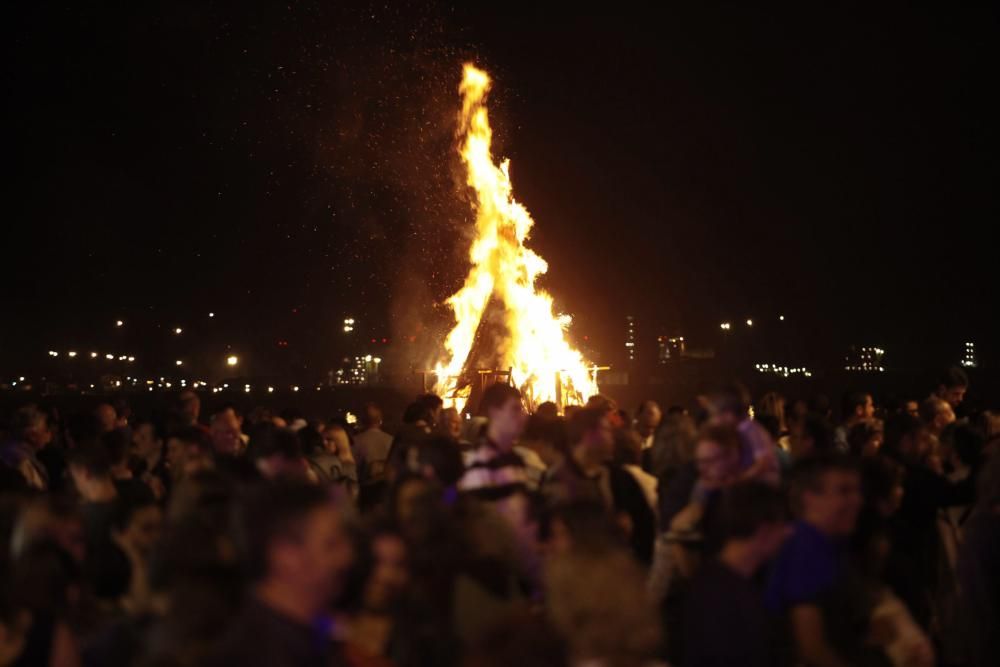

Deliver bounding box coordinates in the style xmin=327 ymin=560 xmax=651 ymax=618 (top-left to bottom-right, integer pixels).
xmin=322 ymin=427 xmax=350 ymax=456
xmin=585 ymin=417 xmax=615 ymax=462
xmin=934 ymin=402 xmax=956 ymax=431
xmin=276 ymin=507 xmax=353 ymax=609
xmin=940 ymin=385 xmax=967 ymax=408
xmin=133 ymin=423 xmax=161 ymax=459
xmin=804 ymin=470 xmax=862 ymax=537
xmin=788 ymin=421 xmax=815 ymax=460
xmin=123 ymin=505 xmax=163 ymax=556
xmin=24 ymin=416 xmax=52 ymax=450
xmin=488 ymin=397 xmax=527 ymax=445
xmin=364 ymin=534 xmax=410 ymax=611
xmin=694 ymin=439 xmax=739 ymax=488
xmin=95 ymin=404 xmax=117 ymax=433
xmin=637 ymin=404 xmax=662 ymax=436
xmin=395 ymin=478 xmax=430 ymax=527
xmin=861 ymin=395 xmax=875 ymax=420
xmin=211 ymin=412 xmax=242 ymax=456
xmin=442 ymin=409 xmax=462 ymax=439
xmin=904 ymin=401 xmax=919 ymax=418
xmin=180 ymin=393 xmax=201 ymax=422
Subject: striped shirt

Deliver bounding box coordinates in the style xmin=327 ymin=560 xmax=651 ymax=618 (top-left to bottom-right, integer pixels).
xmin=458 ymin=438 xmax=531 ymax=501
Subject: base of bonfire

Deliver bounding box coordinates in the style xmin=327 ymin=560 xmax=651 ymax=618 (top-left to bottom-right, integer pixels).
xmin=418 ymin=367 xmax=513 ymax=415
xmin=417 ymin=366 xmax=609 ymax=416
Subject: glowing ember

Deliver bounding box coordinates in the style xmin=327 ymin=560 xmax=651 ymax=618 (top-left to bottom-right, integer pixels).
xmin=433 ymin=64 xmax=599 ymax=412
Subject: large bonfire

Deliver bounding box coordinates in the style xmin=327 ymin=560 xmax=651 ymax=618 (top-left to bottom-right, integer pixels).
xmin=433 ymin=64 xmax=599 ymax=412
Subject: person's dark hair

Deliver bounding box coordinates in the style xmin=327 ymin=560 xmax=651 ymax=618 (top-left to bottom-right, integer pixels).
xmin=253 ymin=428 xmax=303 ymax=461
xmin=918 ymin=397 xmax=948 ymax=424
xmin=860 ymin=456 xmax=903 ymax=508
xmin=298 ymin=424 xmax=325 ymax=457
xmin=800 ymin=413 xmax=835 ymax=455
xmin=720 ymin=482 xmax=787 ymax=540
xmin=709 ymin=383 xmax=751 ymax=417
xmin=882 ymin=413 xmax=923 ymax=460
xmin=133 ymin=418 xmax=164 ymax=442
xmin=842 ymin=392 xmax=870 ymax=419
xmin=613 ymin=429 xmax=643 ymax=466
xmin=635 ymin=400 xmax=660 ymax=419
xmin=100 ymin=429 xmax=131 ymax=466
xmin=941 ymin=423 xmax=984 ymax=468
xmin=756 ymin=414 xmax=781 ymax=441
xmin=411 ymin=436 xmax=465 ymax=487
xmin=360 ymin=403 xmax=383 ymax=429
xmin=416 ymin=393 xmax=444 ymax=412
xmin=789 ymin=454 xmax=858 ymax=511
xmin=938 ymin=366 xmax=969 ymax=390
xmin=478 ymin=383 xmax=522 ymax=418
xmin=696 ymin=423 xmax=742 ymax=455
xmin=402 ymin=402 xmax=433 ymax=425
xmin=535 ymin=401 xmax=559 ymax=420
xmin=807 ymin=394 xmax=832 ymax=418
xmin=236 ymin=481 xmax=332 ymax=582
xmin=846 ymin=421 xmax=881 ymax=457
xmin=11 ymin=405 xmax=45 ymax=439
xmin=522 ymin=415 xmax=568 ymax=454
xmin=66 ymin=441 xmax=112 ymax=477
xmin=566 ymin=407 xmax=606 ymax=446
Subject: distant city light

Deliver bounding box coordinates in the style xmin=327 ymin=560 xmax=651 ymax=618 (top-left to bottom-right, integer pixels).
xmin=226 ymin=355 xmax=239 ymax=366
xmin=720 ymin=322 xmax=731 ymax=330
xmin=175 ymin=360 xmax=183 ymax=366
xmin=90 ymin=352 xmax=98 ymax=358
xmin=779 ymin=315 xmax=785 ymax=321
xmin=115 ymin=320 xmax=123 ymax=327
xmin=174 ymin=327 xmax=183 ymax=335
xmin=105 ymin=354 xmax=114 ymax=360
xmin=68 ymin=351 xmax=77 ymax=357
xmin=48 ymin=350 xmax=58 ymax=357
xmin=208 ymin=312 xmax=215 ymax=318
xmin=343 ymin=317 xmax=355 ymax=333
xmin=267 ymin=386 xmax=274 ymax=393
xmin=292 ymin=386 xmax=300 ymax=392
xmin=127 ymin=356 xmax=135 ymax=362
xmin=746 ymin=319 xmax=753 ymax=327
xmin=118 ymin=355 xmax=127 ymax=361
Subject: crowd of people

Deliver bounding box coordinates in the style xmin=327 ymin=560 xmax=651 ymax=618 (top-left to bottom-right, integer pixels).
xmin=1 ymin=366 xmax=999 ymax=667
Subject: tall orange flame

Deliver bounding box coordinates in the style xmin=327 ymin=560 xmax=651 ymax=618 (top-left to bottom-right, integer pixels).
xmin=433 ymin=64 xmax=599 ymax=411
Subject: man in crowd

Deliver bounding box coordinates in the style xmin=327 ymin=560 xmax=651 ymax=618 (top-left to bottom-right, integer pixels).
xmin=834 ymin=392 xmax=875 ymax=451
xmin=934 ymin=367 xmax=969 ymax=413
xmin=208 ymin=482 xmax=353 ymax=666
xmin=353 ymin=402 xmax=393 ymax=485
xmin=920 ymin=396 xmax=955 ymax=438
xmin=458 ymin=383 xmax=529 ymax=500
xmin=544 ymin=407 xmax=655 ymax=563
xmin=765 ymin=455 xmax=883 ymax=666
xmin=684 ymin=482 xmax=790 ymax=667
xmin=707 ymin=384 xmax=780 ymax=484
xmin=634 ymin=400 xmax=662 ymax=451
xmin=0 ymin=405 xmax=52 ymax=490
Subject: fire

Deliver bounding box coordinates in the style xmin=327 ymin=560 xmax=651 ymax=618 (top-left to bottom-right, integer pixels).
xmin=433 ymin=64 xmax=599 ymax=411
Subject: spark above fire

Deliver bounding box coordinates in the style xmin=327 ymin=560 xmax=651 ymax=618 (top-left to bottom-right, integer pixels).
xmin=433 ymin=64 xmax=600 ymax=412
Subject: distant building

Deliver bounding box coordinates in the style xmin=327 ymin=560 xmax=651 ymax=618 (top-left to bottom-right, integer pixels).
xmin=334 ymin=354 xmax=382 ymax=385
xmin=657 ymin=335 xmax=685 ymax=364
xmin=845 ymin=345 xmax=885 ymax=373
xmin=625 ymin=315 xmax=636 ymax=362
xmin=961 ymin=341 xmax=978 ymax=368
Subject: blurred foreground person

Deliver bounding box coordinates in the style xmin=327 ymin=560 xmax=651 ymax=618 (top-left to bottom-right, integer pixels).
xmin=206 ymin=482 xmax=352 ymax=667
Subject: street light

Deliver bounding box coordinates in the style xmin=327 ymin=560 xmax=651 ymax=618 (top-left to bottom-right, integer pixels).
xmin=226 ymin=355 xmax=239 ymax=367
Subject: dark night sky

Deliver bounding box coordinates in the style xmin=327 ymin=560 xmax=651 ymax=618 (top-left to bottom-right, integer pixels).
xmin=4 ymin=2 xmax=998 ymax=377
